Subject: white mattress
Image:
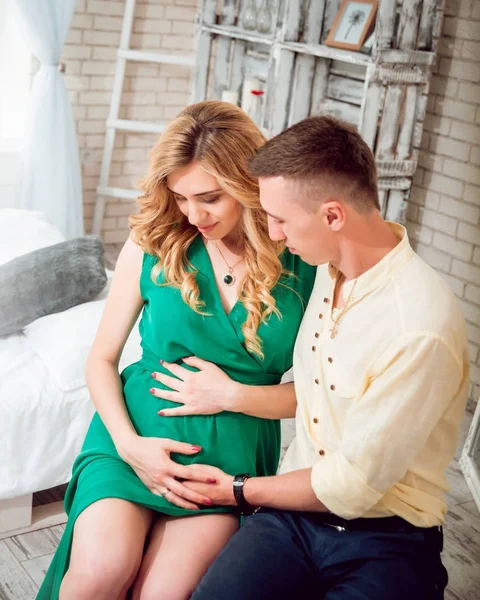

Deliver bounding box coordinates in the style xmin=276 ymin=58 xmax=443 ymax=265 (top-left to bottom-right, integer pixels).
xmin=0 ymin=273 xmax=142 ymax=500
xmin=0 ymin=209 xmax=143 ymax=499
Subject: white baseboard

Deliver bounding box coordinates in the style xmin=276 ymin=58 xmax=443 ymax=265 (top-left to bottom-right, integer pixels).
xmin=0 ymin=496 xmax=66 ymax=539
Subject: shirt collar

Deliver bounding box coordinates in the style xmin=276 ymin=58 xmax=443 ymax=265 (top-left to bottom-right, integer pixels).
xmin=327 ymin=222 xmax=414 ymax=300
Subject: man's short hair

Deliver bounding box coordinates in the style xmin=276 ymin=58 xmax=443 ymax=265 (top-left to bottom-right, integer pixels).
xmin=248 ymin=115 xmax=380 ymax=212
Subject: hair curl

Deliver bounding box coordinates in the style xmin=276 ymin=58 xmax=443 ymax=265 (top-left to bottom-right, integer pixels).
xmin=130 ymin=100 xmax=285 ymax=358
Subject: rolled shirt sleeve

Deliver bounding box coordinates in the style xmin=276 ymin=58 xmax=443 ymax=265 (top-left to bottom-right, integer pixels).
xmin=311 ymin=333 xmax=465 ymax=519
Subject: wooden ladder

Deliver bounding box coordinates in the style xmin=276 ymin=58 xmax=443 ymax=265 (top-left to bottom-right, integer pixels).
xmin=91 ymin=0 xmax=195 ymax=235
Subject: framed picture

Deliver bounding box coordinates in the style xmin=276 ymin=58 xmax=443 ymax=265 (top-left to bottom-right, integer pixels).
xmin=360 ymin=32 xmax=375 ymax=54
xmin=325 ymin=0 xmax=378 ymax=51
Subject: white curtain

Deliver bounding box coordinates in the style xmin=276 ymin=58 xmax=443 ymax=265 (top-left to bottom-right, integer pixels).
xmin=13 ymin=0 xmax=83 ymax=239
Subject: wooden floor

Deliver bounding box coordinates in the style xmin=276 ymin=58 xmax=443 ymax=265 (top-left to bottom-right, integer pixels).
xmin=0 ymin=402 xmax=479 ymax=599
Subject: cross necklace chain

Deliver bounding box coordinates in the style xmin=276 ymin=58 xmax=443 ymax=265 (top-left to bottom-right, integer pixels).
xmin=213 ymin=241 xmax=244 ymax=287
xmin=329 ymin=273 xmax=357 ymax=340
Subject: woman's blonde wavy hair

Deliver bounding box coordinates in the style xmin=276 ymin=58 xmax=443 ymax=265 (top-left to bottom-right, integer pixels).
xmin=130 ymin=100 xmax=286 ymax=358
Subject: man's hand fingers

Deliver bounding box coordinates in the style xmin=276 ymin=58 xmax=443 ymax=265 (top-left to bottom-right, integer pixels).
xmin=157 ymin=488 xmax=199 ymax=510
xmin=164 ymin=477 xmax=213 ymax=506
xmin=183 ymin=481 xmax=213 ymax=496
xmin=172 ymin=464 xmax=217 ymax=484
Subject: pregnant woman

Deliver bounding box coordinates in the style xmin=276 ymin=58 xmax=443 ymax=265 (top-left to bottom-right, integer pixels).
xmin=38 ymin=100 xmax=315 ymax=600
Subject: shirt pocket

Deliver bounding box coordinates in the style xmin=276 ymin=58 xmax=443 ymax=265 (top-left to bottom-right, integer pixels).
xmin=326 ymin=358 xmax=358 ymax=400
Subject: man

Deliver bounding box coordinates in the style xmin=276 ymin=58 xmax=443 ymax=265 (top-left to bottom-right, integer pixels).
xmin=182 ymin=116 xmax=470 ymax=599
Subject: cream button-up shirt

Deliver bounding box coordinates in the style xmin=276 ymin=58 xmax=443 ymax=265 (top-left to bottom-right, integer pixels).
xmin=280 ymin=223 xmax=470 ymax=527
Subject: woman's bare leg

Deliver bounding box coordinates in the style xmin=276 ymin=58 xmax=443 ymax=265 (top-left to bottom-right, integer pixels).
xmin=59 ymin=498 xmax=153 ymax=600
xmin=131 ymin=513 xmax=239 ymax=600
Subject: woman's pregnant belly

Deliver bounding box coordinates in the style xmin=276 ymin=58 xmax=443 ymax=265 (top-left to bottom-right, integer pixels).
xmin=122 ymin=363 xmax=281 ymax=476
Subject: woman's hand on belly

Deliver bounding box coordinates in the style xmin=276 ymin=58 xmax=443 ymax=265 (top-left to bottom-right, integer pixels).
xmin=150 ymin=357 xmax=239 ymax=416
xmin=118 ymin=435 xmax=217 ymax=510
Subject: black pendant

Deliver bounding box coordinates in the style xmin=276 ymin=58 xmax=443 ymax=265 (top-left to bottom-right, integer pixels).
xmin=223 ymin=273 xmax=235 ymax=286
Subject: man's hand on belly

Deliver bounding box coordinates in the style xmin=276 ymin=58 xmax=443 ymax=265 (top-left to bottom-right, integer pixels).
xmin=186 ymin=465 xmax=236 ymax=506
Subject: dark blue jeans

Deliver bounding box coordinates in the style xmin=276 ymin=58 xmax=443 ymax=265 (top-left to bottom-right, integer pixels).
xmin=192 ymin=509 xmax=448 ymax=600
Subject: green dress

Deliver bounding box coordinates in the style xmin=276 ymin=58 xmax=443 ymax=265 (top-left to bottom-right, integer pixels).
xmin=37 ymin=236 xmax=315 ymax=599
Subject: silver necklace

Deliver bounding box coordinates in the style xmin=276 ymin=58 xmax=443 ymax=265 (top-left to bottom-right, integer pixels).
xmin=213 ymin=241 xmax=244 ymax=286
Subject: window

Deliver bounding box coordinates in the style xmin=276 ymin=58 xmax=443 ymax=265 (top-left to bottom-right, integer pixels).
xmin=0 ymin=0 xmax=31 ymax=152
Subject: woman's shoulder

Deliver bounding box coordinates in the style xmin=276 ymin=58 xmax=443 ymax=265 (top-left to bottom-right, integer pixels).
xmin=139 ymin=235 xmax=201 ymax=284
xmin=142 ymin=249 xmax=158 ymax=268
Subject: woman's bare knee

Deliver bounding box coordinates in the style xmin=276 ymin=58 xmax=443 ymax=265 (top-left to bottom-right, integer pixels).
xmin=60 ymin=498 xmax=152 ymax=600
xmin=60 ymin=552 xmax=140 ymax=600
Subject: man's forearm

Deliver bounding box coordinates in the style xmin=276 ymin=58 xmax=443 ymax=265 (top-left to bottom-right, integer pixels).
xmin=243 ymin=468 xmax=329 ymax=512
xmin=230 ymin=381 xmax=297 ymax=419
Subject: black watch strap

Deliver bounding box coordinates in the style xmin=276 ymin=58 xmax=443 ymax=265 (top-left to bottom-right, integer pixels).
xmin=233 ymin=473 xmax=255 ymax=515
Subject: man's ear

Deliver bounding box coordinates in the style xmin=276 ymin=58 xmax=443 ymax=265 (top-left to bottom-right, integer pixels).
xmin=321 ymin=200 xmax=345 ymax=231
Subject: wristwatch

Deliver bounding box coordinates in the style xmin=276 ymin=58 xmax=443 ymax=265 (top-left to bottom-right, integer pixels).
xmin=233 ymin=473 xmax=256 ymax=515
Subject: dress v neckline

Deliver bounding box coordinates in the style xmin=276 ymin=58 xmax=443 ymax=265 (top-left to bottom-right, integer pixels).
xmin=195 ymin=235 xmax=242 ymax=319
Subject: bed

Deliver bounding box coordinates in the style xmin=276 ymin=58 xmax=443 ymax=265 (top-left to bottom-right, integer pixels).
xmin=0 ymin=210 xmax=141 ymax=537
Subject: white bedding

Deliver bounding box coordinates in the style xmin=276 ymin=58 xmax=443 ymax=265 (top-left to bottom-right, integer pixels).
xmin=0 ymin=331 xmax=97 ymax=499
xmin=0 ymin=209 xmax=141 ymax=500
xmin=0 ymin=273 xmax=142 ymax=500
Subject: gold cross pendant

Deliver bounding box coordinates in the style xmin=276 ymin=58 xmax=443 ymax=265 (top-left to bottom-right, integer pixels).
xmin=329 ymin=325 xmax=338 ymax=340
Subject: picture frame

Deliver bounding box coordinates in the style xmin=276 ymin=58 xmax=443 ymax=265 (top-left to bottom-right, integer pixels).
xmin=360 ymin=32 xmax=375 ymax=55
xmin=325 ymin=0 xmax=378 ymax=52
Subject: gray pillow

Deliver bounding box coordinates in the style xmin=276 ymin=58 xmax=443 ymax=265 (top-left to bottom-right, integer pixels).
xmin=0 ymin=236 xmax=107 ymax=337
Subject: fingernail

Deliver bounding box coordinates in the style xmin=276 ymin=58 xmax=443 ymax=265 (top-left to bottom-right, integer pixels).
xmin=151 ymin=373 xmax=156 ymax=379
xmin=207 ymin=479 xmax=217 ymax=484
xmin=158 ymin=411 xmax=165 ymax=416
xmin=204 ymin=499 xmax=213 ymax=505
xmin=160 ymin=359 xmax=164 ymax=365
xmin=150 ymin=388 xmax=156 ymax=394
xmin=192 ymin=445 xmax=202 ymax=451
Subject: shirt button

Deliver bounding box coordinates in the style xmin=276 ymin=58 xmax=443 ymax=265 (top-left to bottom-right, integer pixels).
xmin=319 ymin=449 xmax=325 ymax=456
xmin=328 ymin=357 xmax=333 ymax=363
xmin=323 ymin=297 xmax=329 ymax=304
xmin=319 ymin=313 xmax=323 ymax=319
xmin=330 ymin=384 xmax=335 ymax=391
xmin=314 ymin=378 xmax=319 ymax=384
xmin=313 ymin=417 xmax=318 ymax=424
xmin=312 ymin=346 xmax=316 ymax=352
xmin=314 ymin=332 xmax=320 ymax=338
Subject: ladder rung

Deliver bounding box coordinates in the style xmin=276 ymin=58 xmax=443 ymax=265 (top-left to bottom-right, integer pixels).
xmin=107 ymin=119 xmax=166 ymax=134
xmin=117 ymin=49 xmax=195 ymax=66
xmin=97 ymin=186 xmax=139 ymax=201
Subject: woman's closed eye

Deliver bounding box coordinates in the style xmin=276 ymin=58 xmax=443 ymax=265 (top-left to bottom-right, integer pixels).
xmin=173 ymin=195 xmax=221 ymax=204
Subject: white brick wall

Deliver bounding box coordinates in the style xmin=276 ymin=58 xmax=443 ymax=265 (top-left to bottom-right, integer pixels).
xmin=61 ymin=0 xmax=199 ymax=241
xmin=407 ymin=0 xmax=480 ymax=400
xmin=59 ymin=0 xmax=479 ymax=398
